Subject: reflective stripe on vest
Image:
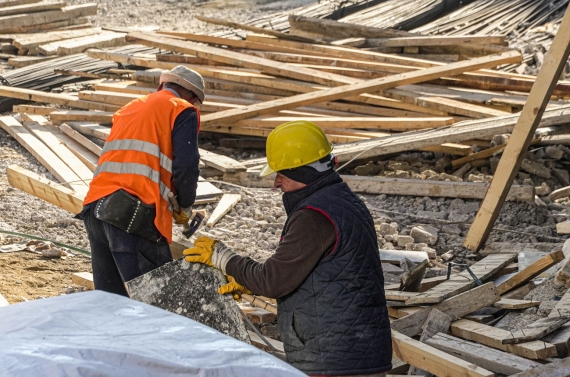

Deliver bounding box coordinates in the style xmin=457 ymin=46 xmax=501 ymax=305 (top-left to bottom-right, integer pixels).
xmin=94 ymin=161 xmax=172 ymax=206
xmin=101 ymin=139 xmax=173 ymax=174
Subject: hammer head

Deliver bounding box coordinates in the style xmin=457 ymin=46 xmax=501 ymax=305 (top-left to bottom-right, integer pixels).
xmin=183 ymin=212 xmax=205 ymax=238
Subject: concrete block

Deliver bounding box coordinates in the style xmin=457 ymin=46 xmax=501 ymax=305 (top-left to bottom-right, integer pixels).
xmin=410 ymin=226 xmax=438 ymax=246
xmin=126 ymin=259 xmax=250 ymax=343
xmin=521 ymin=158 xmax=551 ymax=179
xmin=397 ymin=235 xmax=414 ymax=248
xmin=377 ymin=222 xmax=398 ymax=236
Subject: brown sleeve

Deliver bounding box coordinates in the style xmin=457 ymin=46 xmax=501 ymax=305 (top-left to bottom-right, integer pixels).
xmin=225 ymin=208 xmax=336 ymax=298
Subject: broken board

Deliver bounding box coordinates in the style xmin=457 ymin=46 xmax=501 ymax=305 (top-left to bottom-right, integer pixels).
xmin=126 ymin=258 xmax=250 ymax=343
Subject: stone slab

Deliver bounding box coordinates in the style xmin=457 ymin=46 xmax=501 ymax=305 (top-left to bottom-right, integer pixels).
xmin=126 ymin=258 xmax=250 ymax=343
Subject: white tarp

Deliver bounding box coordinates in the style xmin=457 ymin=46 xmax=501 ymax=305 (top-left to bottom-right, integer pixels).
xmin=0 ymin=290 xmax=304 ymax=377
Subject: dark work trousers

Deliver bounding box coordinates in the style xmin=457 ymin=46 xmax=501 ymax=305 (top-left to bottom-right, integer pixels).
xmin=81 ymin=202 xmax=173 ymax=296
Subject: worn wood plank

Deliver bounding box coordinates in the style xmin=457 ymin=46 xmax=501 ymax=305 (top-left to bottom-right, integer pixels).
xmin=39 ymin=31 xmax=125 ymax=56
xmin=0 ymin=116 xmax=87 ymax=196
xmin=72 ymin=272 xmax=94 ymax=290
xmin=502 ymin=316 xmax=570 ymax=344
xmin=426 ymin=333 xmax=540 ymax=375
xmin=206 ymin=194 xmax=241 ymax=227
xmin=405 ymin=254 xmax=516 ymax=305
xmin=50 ymin=110 xmax=114 ymax=124
xmin=464 ymin=5 xmax=570 ymax=251
xmin=12 ymin=27 xmax=102 ymax=51
xmin=391 ymin=330 xmax=494 ymax=377
xmin=66 ymin=122 xmax=110 ymax=141
xmin=391 ymin=283 xmax=500 ymax=337
xmin=343 ymin=175 xmax=534 ymax=202
xmin=380 ymin=249 xmax=429 ymax=265
xmin=508 ymin=357 xmax=570 ymax=377
xmin=359 ymin=36 xmax=506 ymax=48
xmin=450 ymin=319 xmax=557 ymax=360
xmin=6 ymin=164 xmax=84 ymax=214
xmin=0 ymin=4 xmax=98 ymax=33
xmin=0 ymin=86 xmax=120 ymax=112
xmin=198 ymin=149 xmax=246 ymax=173
xmin=400 ymin=259 xmax=428 ymax=292
xmin=0 ymin=1 xmax=66 ymax=17
xmin=59 ymin=123 xmax=102 ymax=156
xmin=408 ymin=308 xmax=452 ymax=376
xmin=198 ymin=50 xmax=520 ymax=126
xmin=0 ymin=0 xmax=42 ymax=8
xmin=496 ymin=250 xmax=565 ymax=295
xmin=385 ymin=275 xmax=448 ymax=293
xmin=494 ymin=299 xmax=540 ymax=310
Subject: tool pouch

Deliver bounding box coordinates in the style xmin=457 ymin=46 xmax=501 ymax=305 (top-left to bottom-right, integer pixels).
xmin=95 ymin=189 xmax=162 ymax=242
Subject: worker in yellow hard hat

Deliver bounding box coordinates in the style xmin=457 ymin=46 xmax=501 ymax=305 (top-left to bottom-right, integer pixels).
xmin=184 ymin=121 xmax=392 ymax=376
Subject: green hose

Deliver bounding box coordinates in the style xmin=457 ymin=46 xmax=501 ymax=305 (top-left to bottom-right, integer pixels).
xmin=0 ymin=229 xmax=91 ymax=256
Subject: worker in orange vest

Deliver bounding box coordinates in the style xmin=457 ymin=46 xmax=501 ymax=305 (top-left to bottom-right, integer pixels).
xmin=77 ymin=65 xmax=205 ymax=296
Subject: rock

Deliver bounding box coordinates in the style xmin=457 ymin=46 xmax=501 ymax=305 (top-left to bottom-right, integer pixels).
xmin=384 ymin=170 xmax=410 ymax=179
xmin=442 ymin=224 xmax=462 ymax=235
xmin=441 ymin=250 xmax=455 ymax=261
xmin=417 ymin=211 xmax=447 ymax=220
xmin=382 ymin=242 xmax=395 ymax=249
xmin=489 ymin=156 xmax=500 ymax=174
xmin=438 ymin=173 xmax=463 ymax=182
xmin=381 ymin=263 xmax=404 ymax=274
xmin=405 ymin=242 xmax=428 ymax=251
xmin=491 ymin=134 xmax=509 ymax=146
xmin=421 ymin=247 xmax=437 ymax=259
xmin=553 ymin=168 xmax=570 ymax=186
xmin=466 ymin=174 xmax=492 ymax=183
xmin=410 ymin=226 xmax=438 ymax=245
xmin=387 ymin=161 xmax=410 ymax=171
xmin=545 ymin=146 xmax=564 ymax=160
xmin=549 ymin=186 xmax=570 ymax=201
xmin=354 ymin=161 xmax=382 ymax=176
xmin=384 ymin=234 xmax=398 ymax=243
xmin=535 ymin=182 xmax=552 ymax=196
xmin=521 ymin=159 xmax=551 ymax=179
xmin=377 ymin=223 xmax=398 ymax=236
xmin=457 ymin=202 xmax=480 ymax=214
xmin=397 ymin=235 xmax=414 ymax=248
xmin=400 ymin=258 xmax=417 ymax=273
xmin=448 ymin=211 xmax=471 ymax=222
xmin=126 ymin=259 xmax=250 ymax=343
xmin=435 ymin=156 xmax=451 ymax=172
xmin=452 ymin=163 xmax=471 ymax=178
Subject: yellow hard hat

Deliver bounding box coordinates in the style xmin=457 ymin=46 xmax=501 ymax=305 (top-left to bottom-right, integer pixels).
xmin=260 ymin=120 xmax=333 ymax=177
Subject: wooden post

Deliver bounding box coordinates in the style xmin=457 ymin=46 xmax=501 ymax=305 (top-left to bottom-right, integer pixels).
xmin=463 ymin=5 xmax=570 ymax=251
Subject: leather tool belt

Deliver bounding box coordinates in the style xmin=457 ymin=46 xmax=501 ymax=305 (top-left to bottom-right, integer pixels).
xmin=95 ymin=189 xmax=162 ymax=242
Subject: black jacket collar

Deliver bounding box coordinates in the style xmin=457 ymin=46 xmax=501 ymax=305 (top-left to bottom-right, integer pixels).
xmin=282 ymin=171 xmax=342 ymax=216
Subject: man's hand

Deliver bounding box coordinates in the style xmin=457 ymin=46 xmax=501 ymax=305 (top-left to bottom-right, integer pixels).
xmin=219 ymin=275 xmax=252 ymax=300
xmin=183 ymin=236 xmax=236 ymax=274
xmin=172 ymin=209 xmax=190 ymax=225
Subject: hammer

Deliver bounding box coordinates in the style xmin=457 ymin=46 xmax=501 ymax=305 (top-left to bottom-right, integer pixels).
xmin=168 ymin=192 xmax=204 ymax=239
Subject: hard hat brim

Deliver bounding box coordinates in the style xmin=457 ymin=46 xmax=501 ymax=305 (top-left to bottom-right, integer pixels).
xmin=259 ymin=164 xmax=275 ymax=177
xmin=159 ymin=72 xmax=205 ymax=104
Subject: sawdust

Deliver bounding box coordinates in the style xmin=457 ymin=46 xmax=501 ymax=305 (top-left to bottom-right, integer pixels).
xmin=0 ymin=250 xmax=91 ymax=304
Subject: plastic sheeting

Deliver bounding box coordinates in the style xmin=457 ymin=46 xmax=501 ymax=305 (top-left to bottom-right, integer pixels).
xmin=0 ymin=291 xmax=304 ymax=377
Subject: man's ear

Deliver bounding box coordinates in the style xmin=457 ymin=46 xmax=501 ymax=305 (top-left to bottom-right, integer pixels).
xmin=157 ymin=83 xmax=164 ymax=91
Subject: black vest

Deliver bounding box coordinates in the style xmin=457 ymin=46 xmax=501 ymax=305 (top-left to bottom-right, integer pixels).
xmin=278 ymin=172 xmax=392 ymax=376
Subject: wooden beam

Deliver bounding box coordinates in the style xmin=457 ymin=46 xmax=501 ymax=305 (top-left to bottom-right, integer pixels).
xmin=508 ymin=357 xmax=570 ymax=377
xmin=0 ymin=17 xmax=90 ymax=34
xmin=0 ymin=292 xmax=9 ymax=307
xmin=405 ymin=253 xmax=516 ymax=305
xmin=496 ymin=250 xmax=565 ymax=295
xmin=407 ymin=308 xmax=451 ymax=376
xmin=385 ymin=275 xmax=448 ymax=293
xmin=494 ymin=299 xmax=540 ymax=310
xmin=0 ymin=4 xmax=98 ymax=33
xmin=391 ymin=283 xmax=500 ymax=337
xmin=380 ymin=249 xmax=429 ymax=265
xmin=450 ymin=319 xmax=557 ymax=360
xmin=40 ymin=31 xmax=126 ymax=56
xmin=343 ymin=175 xmax=534 ymax=202
xmin=72 ymin=272 xmax=94 ymax=290
xmin=0 ymin=116 xmax=87 ymax=196
xmin=199 ymin=50 xmax=520 ymax=126
xmin=49 ymin=110 xmax=114 ymax=124
xmin=426 ymin=333 xmax=541 ymax=375
xmin=0 ymin=86 xmax=120 ymax=112
xmin=464 ymin=5 xmax=570 ymax=251
xmin=399 ymin=259 xmax=428 ymax=292
xmin=66 ymin=122 xmax=110 ymax=141
xmin=0 ymin=0 xmax=42 ymax=8
xmin=198 ymin=149 xmax=245 ymax=173
xmin=391 ymin=330 xmax=494 ymax=377
xmin=78 ymin=90 xmax=141 ymax=106
xmin=206 ymin=194 xmax=241 ymax=227
xmin=12 ymin=104 xmax=55 ymax=116
xmin=358 ymin=36 xmax=506 ymax=48
xmin=6 ymin=164 xmax=84 ymax=214
xmin=502 ymin=316 xmax=570 ymax=344
xmin=0 ymin=2 xmax=66 ymax=18
xmin=12 ymin=27 xmax=102 ymax=51
xmin=59 ymin=123 xmax=102 ymax=156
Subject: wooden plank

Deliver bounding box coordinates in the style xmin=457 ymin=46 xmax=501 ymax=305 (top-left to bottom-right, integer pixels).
xmin=12 ymin=104 xmax=55 ymax=116
xmin=49 ymin=110 xmax=113 ymax=124
xmin=452 ymin=139 xmax=541 ymax=169
xmin=496 ymin=250 xmax=565 ymax=295
xmin=391 ymin=330 xmax=494 ymax=377
xmin=426 ymin=333 xmax=541 ymax=375
xmin=388 ymin=306 xmax=424 ymax=319
xmin=6 ymin=164 xmax=84 ymax=214
xmin=0 ymin=2 xmax=66 ymax=17
xmin=360 ymin=36 xmax=506 ymax=48
xmin=12 ymin=27 xmax=102 ymax=51
xmin=206 ymin=194 xmax=241 ymax=228
xmin=0 ymin=116 xmax=87 ymax=196
xmin=72 ymin=272 xmax=94 ymax=290
xmin=386 ymin=275 xmax=448 ymax=293
xmin=198 ymin=50 xmax=520 ymax=126
xmin=59 ymin=123 xmax=102 ymax=156
xmin=450 ymin=319 xmax=557 ymax=360
xmin=0 ymin=86 xmax=120 ymax=112
xmin=502 ymin=316 xmax=570 ymax=344
xmin=0 ymin=4 xmax=98 ymax=33
xmin=78 ymin=90 xmax=140 ymax=106
xmin=0 ymin=17 xmax=90 ymax=34
xmin=0 ymin=0 xmax=41 ymax=8
xmin=549 ymin=186 xmax=570 ymax=201
xmin=198 ymin=149 xmax=246 ymax=173
xmin=405 ymin=253 xmax=516 ymax=305
xmin=407 ymin=308 xmax=452 ymax=376
xmin=464 ymin=5 xmax=570 ymax=251
xmin=21 ymin=118 xmax=93 ymax=185
xmin=400 ymin=259 xmax=428 ymax=292
xmin=385 ymin=291 xmax=421 ymax=302
xmin=342 ymin=175 xmax=534 ymax=202
xmin=330 ymin=104 xmax=570 ymax=164
xmin=391 ymin=283 xmax=500 ymax=337
xmin=50 ymin=32 xmax=126 ymax=56
xmin=66 ymin=122 xmax=110 ymax=141
xmin=494 ymin=299 xmax=540 ymax=310
xmin=508 ymin=357 xmax=570 ymax=377
xmin=7 ymin=55 xmax=57 ymax=68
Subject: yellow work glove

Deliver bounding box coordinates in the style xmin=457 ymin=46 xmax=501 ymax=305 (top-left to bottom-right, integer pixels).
xmin=172 ymin=209 xmax=190 ymax=225
xmin=219 ymin=275 xmax=252 ymax=301
xmin=183 ymin=236 xmax=236 ymax=273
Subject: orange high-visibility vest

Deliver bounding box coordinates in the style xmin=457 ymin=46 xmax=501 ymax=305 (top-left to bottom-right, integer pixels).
xmin=83 ymin=90 xmax=200 ymax=243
